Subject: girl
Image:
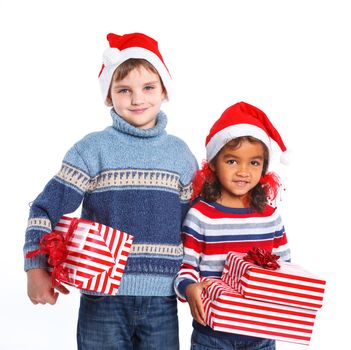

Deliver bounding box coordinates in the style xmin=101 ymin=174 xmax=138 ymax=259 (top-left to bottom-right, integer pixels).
xmin=175 ymin=101 xmax=291 ymax=350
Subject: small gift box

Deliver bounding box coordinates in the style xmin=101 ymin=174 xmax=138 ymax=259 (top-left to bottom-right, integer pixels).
xmin=221 ymin=249 xmax=326 ymax=310
xmin=27 ymin=216 xmax=134 ymax=295
xmin=202 ymin=278 xmax=318 ymax=345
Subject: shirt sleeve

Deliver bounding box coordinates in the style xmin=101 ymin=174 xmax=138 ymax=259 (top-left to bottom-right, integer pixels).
xmin=174 ymin=207 xmax=203 ymax=301
xmin=271 ymin=212 xmax=291 ymax=262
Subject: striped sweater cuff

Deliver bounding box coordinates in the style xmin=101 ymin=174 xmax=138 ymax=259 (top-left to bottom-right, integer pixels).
xmin=178 ymin=279 xmax=196 ymax=300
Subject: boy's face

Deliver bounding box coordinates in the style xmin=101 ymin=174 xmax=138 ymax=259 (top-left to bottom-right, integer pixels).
xmin=107 ymin=66 xmax=166 ymax=129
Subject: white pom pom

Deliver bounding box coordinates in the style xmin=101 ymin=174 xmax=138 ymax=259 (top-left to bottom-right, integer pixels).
xmin=103 ymin=47 xmax=121 ymax=66
xmin=280 ymin=150 xmax=291 ymax=165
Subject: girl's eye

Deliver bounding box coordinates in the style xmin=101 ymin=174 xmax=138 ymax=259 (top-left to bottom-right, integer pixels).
xmin=251 ymin=160 xmax=261 ymax=166
xmin=144 ymin=85 xmax=155 ymax=91
xmin=226 ymin=159 xmax=237 ymax=165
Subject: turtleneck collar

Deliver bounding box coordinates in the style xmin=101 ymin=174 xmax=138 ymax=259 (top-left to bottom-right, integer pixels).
xmin=110 ymin=109 xmax=167 ymax=138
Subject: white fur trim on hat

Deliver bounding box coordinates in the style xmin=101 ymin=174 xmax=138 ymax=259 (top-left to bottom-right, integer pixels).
xmin=280 ymin=150 xmax=291 ymax=165
xmin=206 ymin=123 xmax=272 ymax=161
xmin=99 ymin=47 xmax=172 ymax=105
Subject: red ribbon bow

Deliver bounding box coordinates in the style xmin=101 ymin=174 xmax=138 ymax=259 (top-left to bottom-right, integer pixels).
xmin=243 ymin=247 xmax=280 ymax=270
xmin=26 ymin=218 xmax=80 ymax=287
xmin=191 ymin=160 xmax=216 ymax=200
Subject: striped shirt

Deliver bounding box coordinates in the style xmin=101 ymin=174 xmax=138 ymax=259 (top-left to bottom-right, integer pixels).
xmin=174 ymin=199 xmax=290 ymax=300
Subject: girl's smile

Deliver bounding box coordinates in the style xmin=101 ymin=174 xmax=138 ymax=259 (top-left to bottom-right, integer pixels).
xmin=210 ymin=139 xmax=265 ymax=208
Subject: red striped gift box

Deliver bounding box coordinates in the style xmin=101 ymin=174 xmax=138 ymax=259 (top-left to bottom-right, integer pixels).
xmin=222 ymin=252 xmax=325 ymax=310
xmin=202 ymin=278 xmax=318 ymax=345
xmin=51 ymin=216 xmax=133 ymax=295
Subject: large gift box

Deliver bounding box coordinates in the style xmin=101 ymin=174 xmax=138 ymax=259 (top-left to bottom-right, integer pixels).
xmin=202 ymin=278 xmax=318 ymax=345
xmin=27 ymin=216 xmax=134 ymax=295
xmin=222 ymin=251 xmax=326 ymax=310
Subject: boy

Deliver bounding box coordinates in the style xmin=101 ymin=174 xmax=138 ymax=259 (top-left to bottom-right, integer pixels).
xmin=24 ymin=32 xmax=197 ymax=349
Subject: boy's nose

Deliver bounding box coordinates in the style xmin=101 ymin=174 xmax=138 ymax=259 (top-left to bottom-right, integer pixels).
xmin=131 ymin=91 xmax=144 ymax=105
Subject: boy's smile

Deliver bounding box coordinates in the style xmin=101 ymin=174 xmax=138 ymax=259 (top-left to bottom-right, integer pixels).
xmin=108 ymin=66 xmax=166 ymax=129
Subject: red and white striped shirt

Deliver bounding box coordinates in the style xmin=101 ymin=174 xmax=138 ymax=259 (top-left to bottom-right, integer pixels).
xmin=174 ymin=199 xmax=290 ymax=300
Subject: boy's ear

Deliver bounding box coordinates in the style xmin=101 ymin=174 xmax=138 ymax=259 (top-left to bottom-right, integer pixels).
xmin=106 ymin=95 xmax=113 ymax=106
xmin=161 ymin=89 xmax=167 ymax=101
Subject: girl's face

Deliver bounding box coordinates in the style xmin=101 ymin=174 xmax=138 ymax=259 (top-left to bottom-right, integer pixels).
xmin=210 ymin=139 xmax=265 ymax=208
xmin=107 ymin=66 xmax=166 ymax=129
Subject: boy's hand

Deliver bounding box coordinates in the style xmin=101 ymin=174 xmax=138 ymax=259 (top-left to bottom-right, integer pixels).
xmin=185 ymin=280 xmax=211 ymax=326
xmin=27 ymin=268 xmax=70 ymax=305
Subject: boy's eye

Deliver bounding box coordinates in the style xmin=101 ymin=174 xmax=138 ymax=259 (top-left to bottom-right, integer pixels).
xmin=251 ymin=160 xmax=261 ymax=166
xmin=144 ymin=85 xmax=155 ymax=91
xmin=118 ymin=88 xmax=129 ymax=94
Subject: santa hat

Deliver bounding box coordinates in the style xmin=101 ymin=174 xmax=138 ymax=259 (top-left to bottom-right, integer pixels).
xmin=98 ymin=32 xmax=172 ymax=104
xmin=206 ymin=102 xmax=289 ymax=164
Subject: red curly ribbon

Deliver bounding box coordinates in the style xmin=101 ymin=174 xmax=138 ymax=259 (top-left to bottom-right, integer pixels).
xmin=26 ymin=218 xmax=80 ymax=287
xmin=191 ymin=160 xmax=216 ymax=200
xmin=259 ymin=172 xmax=282 ymax=202
xmin=243 ymin=247 xmax=280 ymax=270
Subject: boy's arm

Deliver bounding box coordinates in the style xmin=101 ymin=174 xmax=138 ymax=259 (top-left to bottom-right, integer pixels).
xmin=179 ymin=150 xmax=198 ymax=221
xmin=24 ymin=145 xmax=91 ymax=270
xmin=27 ymin=269 xmax=69 ymax=305
xmin=24 ymin=145 xmax=91 ymax=303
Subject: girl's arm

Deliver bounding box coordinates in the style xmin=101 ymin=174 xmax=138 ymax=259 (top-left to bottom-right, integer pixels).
xmin=272 ymin=213 xmax=291 ymax=262
xmin=185 ymin=280 xmax=211 ymax=325
xmin=174 ymin=207 xmax=203 ymax=301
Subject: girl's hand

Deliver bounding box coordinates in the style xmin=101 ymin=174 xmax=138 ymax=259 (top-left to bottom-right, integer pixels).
xmin=185 ymin=280 xmax=211 ymax=326
xmin=27 ymin=268 xmax=70 ymax=305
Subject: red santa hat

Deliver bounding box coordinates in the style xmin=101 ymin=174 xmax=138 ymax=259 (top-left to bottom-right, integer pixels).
xmin=98 ymin=32 xmax=172 ymax=104
xmin=206 ymin=102 xmax=289 ymax=164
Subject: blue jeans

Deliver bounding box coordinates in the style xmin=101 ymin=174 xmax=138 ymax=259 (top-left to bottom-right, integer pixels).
xmin=190 ymin=329 xmax=275 ymax=350
xmin=77 ymin=294 xmax=179 ymax=350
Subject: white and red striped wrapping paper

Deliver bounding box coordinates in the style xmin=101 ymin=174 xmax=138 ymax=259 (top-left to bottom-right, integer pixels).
xmin=52 ymin=216 xmax=133 ymax=295
xmin=202 ymin=278 xmax=318 ymax=345
xmin=222 ymin=252 xmax=326 ymax=310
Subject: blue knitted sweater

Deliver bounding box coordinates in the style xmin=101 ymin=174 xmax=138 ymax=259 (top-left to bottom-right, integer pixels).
xmin=24 ymin=109 xmax=198 ymax=296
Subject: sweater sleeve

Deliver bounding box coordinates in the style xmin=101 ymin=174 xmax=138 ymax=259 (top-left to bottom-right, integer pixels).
xmin=178 ymin=147 xmax=198 ymax=222
xmin=23 ymin=144 xmax=92 ymax=270
xmin=174 ymin=207 xmax=203 ymax=301
xmin=271 ymin=211 xmax=291 ymax=262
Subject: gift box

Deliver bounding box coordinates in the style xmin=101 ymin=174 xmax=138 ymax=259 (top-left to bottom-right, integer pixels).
xmin=27 ymin=216 xmax=134 ymax=295
xmin=222 ymin=251 xmax=326 ymax=310
xmin=202 ymin=278 xmax=318 ymax=345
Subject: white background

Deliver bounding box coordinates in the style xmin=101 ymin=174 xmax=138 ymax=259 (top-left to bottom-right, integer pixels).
xmin=1 ymin=0 xmax=350 ymax=349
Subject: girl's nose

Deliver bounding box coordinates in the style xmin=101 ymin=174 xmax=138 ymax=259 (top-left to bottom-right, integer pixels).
xmin=236 ymin=164 xmax=249 ymax=177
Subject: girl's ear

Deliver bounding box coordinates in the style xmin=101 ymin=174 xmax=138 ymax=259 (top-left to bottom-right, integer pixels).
xmin=208 ymin=161 xmax=216 ymax=172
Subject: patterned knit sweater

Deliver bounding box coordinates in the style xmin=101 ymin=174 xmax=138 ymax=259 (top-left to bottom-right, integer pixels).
xmin=24 ymin=109 xmax=198 ymax=296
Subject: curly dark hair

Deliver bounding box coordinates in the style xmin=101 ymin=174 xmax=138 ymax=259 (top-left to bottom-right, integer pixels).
xmin=202 ymin=136 xmax=269 ymax=212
